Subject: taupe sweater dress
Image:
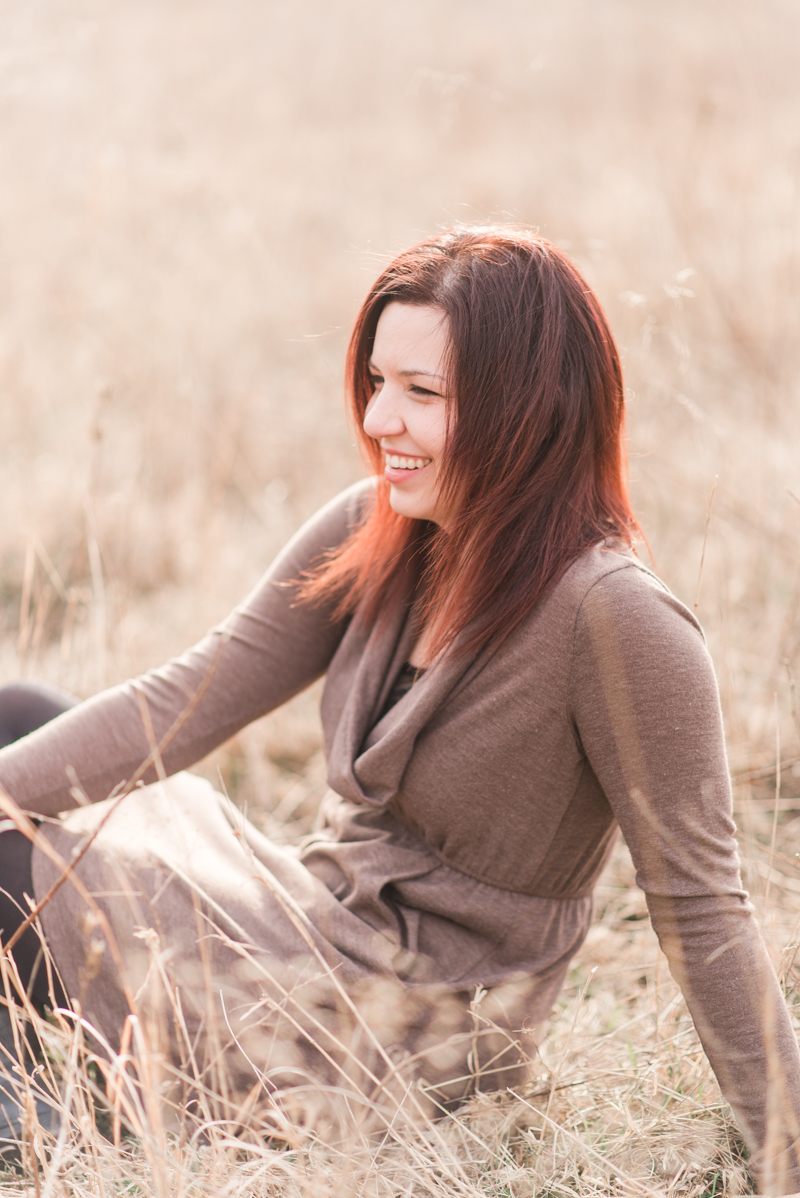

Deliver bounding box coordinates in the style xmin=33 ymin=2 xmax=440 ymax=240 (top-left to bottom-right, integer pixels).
xmin=0 ymin=482 xmax=798 ymax=1185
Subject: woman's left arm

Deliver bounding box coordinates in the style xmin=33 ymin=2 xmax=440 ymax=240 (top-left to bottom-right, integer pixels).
xmin=570 ymin=563 xmax=800 ymax=1195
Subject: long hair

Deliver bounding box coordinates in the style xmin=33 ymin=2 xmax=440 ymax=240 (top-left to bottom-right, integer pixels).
xmin=300 ymin=225 xmax=640 ymax=657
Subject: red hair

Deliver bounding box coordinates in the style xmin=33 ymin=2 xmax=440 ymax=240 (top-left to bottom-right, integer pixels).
xmin=300 ymin=225 xmax=640 ymax=657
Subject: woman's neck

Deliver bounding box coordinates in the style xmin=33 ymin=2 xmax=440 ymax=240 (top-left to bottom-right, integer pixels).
xmin=408 ymin=620 xmax=439 ymax=669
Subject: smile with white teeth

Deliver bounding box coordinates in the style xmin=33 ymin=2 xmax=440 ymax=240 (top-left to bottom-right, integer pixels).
xmin=385 ymin=454 xmax=431 ymax=470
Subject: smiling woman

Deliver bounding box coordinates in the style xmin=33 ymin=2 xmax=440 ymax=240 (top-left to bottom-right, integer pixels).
xmin=0 ymin=226 xmax=798 ymax=1193
xmin=302 ymin=227 xmax=635 ymax=665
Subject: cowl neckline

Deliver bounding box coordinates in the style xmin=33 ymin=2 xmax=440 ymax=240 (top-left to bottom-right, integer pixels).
xmin=320 ymin=584 xmax=489 ymax=810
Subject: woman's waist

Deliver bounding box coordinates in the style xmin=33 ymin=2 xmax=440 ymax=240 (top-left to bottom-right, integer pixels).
xmin=306 ymin=788 xmax=614 ymax=901
xmin=299 ymin=815 xmax=593 ymax=988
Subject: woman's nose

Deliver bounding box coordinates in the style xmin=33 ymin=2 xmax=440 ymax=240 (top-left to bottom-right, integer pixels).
xmin=362 ymin=387 xmax=405 ymax=439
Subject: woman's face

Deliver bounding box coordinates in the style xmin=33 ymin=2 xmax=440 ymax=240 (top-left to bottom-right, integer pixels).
xmin=362 ymin=302 xmax=452 ymax=526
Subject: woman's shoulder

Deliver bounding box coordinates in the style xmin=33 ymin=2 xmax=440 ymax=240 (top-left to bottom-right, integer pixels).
xmin=497 ymin=544 xmax=705 ymax=685
xmin=300 ymin=477 xmax=376 ymax=540
xmin=276 ymin=478 xmax=376 ymax=570
xmin=549 ymin=541 xmax=704 ymax=645
xmin=548 ymin=543 xmax=714 ymax=699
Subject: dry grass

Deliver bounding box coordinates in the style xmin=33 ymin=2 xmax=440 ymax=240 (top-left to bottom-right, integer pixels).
xmin=1 ymin=0 xmax=800 ymax=1192
xmin=0 ymin=833 xmax=774 ymax=1198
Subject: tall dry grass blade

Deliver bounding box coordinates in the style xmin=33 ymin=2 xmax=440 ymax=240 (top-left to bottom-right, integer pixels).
xmin=694 ymin=475 xmax=718 ymax=616
xmin=17 ymin=534 xmax=35 ymax=672
xmin=539 ymin=966 xmax=596 ymax=1170
xmin=764 ymin=695 xmax=781 ymax=912
xmin=83 ymin=498 xmax=107 ymax=693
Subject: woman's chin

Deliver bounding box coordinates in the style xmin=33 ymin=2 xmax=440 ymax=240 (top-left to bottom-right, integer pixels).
xmin=387 ymin=487 xmax=438 ymax=524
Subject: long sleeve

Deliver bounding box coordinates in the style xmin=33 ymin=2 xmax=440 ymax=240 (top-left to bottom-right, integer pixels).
xmin=0 ymin=481 xmax=371 ymax=817
xmin=569 ymin=564 xmax=800 ymax=1194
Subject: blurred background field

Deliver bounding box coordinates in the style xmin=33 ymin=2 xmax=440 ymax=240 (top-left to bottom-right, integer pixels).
xmin=1 ymin=0 xmax=800 ymax=1193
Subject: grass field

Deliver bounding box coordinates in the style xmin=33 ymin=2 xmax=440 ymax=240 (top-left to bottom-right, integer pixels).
xmin=1 ymin=0 xmax=800 ymax=1193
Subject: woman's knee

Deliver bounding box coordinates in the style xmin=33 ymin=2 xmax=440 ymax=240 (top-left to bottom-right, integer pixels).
xmin=0 ymin=680 xmax=79 ymax=748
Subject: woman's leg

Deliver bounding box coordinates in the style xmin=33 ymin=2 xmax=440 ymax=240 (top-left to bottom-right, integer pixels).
xmin=0 ymin=830 xmax=65 ymax=1007
xmin=0 ymin=681 xmax=77 ymax=1006
xmin=0 ymin=834 xmax=62 ymax=1152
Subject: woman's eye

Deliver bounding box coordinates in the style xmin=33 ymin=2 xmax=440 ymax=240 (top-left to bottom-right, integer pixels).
xmin=410 ymin=385 xmax=438 ymax=398
xmin=368 ymin=375 xmax=383 ymax=390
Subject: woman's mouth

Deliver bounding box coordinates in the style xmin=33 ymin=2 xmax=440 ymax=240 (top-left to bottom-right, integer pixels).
xmin=385 ymin=454 xmax=431 ymax=471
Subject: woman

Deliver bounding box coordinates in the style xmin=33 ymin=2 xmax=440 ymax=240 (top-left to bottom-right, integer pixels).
xmin=0 ymin=226 xmax=797 ymax=1188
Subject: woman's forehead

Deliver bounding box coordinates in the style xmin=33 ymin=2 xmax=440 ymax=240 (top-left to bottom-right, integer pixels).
xmin=371 ymin=303 xmax=449 ymax=378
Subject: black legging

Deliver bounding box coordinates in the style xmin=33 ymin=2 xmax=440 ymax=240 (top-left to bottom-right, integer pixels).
xmin=0 ymin=681 xmax=78 ymax=1007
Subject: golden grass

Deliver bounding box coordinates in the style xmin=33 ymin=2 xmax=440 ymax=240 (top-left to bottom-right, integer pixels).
xmin=1 ymin=0 xmax=800 ymax=1192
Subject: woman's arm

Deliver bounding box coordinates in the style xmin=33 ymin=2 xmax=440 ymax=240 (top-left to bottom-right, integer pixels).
xmin=570 ymin=563 xmax=800 ymax=1194
xmin=0 ymin=482 xmax=372 ymax=817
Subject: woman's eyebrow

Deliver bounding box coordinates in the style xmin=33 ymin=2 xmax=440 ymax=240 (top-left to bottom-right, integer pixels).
xmin=367 ymin=360 xmax=446 ymax=384
xmin=398 ymin=369 xmax=446 ymax=383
